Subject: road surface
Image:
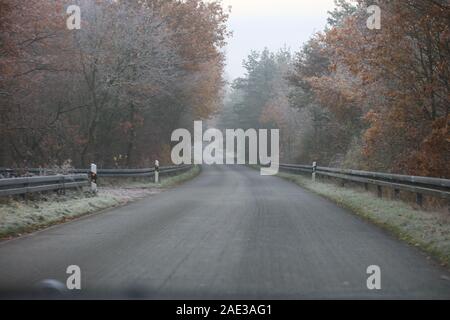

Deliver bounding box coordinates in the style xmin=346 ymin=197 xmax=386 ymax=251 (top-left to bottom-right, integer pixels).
xmin=1 ymin=165 xmax=450 ymax=299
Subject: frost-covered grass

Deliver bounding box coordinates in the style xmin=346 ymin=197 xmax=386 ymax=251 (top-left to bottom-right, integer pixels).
xmin=0 ymin=166 xmax=201 ymax=239
xmin=277 ymin=171 xmax=450 ymax=266
xmin=158 ymin=165 xmax=201 ymax=187
xmin=0 ymin=192 xmax=124 ymax=239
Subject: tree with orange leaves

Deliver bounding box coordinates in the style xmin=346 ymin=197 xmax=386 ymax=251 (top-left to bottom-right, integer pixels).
xmin=288 ymin=0 xmax=449 ymax=177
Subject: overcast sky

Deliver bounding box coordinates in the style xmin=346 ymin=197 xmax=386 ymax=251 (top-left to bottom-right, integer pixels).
xmin=216 ymin=0 xmax=337 ymax=80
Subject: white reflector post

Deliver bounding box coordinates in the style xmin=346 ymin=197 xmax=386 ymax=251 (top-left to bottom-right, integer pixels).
xmin=155 ymin=160 xmax=159 ymax=184
xmin=312 ymin=161 xmax=317 ymax=183
xmin=91 ymin=163 xmax=98 ymax=193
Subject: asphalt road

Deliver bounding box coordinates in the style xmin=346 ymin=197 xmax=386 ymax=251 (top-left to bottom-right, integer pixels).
xmin=1 ymin=165 xmax=450 ymax=299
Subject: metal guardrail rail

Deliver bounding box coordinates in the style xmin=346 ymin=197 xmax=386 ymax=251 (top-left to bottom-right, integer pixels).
xmin=0 ymin=174 xmax=89 ymax=197
xmin=279 ymin=164 xmax=450 ymax=201
xmin=0 ymin=165 xmax=192 ymax=178
xmin=72 ymin=164 xmax=192 ymax=178
xmin=0 ymin=165 xmax=193 ymax=197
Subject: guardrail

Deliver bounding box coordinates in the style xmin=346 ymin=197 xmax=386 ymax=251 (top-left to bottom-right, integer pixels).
xmin=279 ymin=163 xmax=450 ymax=205
xmin=0 ymin=164 xmax=193 ymax=197
xmin=0 ymin=174 xmax=89 ymax=197
xmin=0 ymin=165 xmax=192 ymax=178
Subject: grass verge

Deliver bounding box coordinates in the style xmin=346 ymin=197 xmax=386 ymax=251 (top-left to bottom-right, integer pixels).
xmin=99 ymin=165 xmax=201 ymax=189
xmin=0 ymin=166 xmax=201 ymax=239
xmin=276 ymin=171 xmax=450 ymax=266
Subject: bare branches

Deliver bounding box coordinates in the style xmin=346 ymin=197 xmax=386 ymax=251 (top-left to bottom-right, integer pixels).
xmin=1 ymin=0 xmax=229 ymax=168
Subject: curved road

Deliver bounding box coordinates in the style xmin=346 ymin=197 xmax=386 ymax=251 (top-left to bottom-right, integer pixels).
xmin=1 ymin=165 xmax=450 ymax=299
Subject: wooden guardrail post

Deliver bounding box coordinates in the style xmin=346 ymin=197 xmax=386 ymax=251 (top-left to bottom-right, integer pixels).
xmin=377 ymin=186 xmax=383 ymax=198
xmin=58 ymin=175 xmax=66 ymax=195
xmin=312 ymin=162 xmax=317 ymax=182
xmin=416 ymin=193 xmax=423 ymax=207
xmin=394 ymin=189 xmax=400 ymax=200
xmin=22 ymin=178 xmax=28 ymax=202
xmin=155 ymin=160 xmax=160 ymax=184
